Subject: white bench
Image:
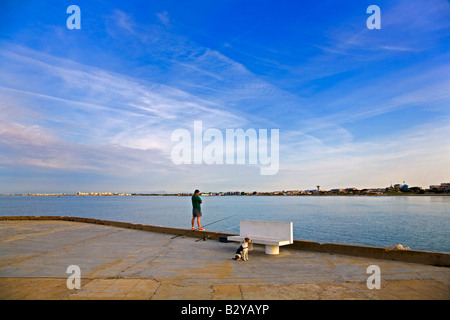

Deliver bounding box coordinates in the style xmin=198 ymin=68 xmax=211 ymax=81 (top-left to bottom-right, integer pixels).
xmin=227 ymin=220 xmax=293 ymax=255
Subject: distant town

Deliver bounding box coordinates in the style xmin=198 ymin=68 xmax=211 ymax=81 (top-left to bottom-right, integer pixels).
xmin=2 ymin=182 xmax=449 ymax=197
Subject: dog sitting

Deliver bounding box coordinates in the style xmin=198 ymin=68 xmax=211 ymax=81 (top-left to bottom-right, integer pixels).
xmin=233 ymin=237 xmax=251 ymax=261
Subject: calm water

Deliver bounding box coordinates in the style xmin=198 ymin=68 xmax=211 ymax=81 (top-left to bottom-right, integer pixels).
xmin=0 ymin=195 xmax=449 ymax=253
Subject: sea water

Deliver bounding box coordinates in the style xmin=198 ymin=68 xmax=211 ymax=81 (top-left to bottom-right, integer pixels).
xmin=0 ymin=195 xmax=449 ymax=253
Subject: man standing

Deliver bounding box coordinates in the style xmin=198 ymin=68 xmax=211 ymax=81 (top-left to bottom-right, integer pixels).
xmin=191 ymin=189 xmax=204 ymax=230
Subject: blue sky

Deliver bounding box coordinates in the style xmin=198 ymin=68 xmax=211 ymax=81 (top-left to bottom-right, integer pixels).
xmin=0 ymin=0 xmax=449 ymax=193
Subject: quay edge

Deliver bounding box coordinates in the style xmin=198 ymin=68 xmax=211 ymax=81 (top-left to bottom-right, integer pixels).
xmin=1 ymin=215 xmax=449 ymax=267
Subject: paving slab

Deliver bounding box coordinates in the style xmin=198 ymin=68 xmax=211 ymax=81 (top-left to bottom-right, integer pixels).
xmin=0 ymin=220 xmax=448 ymax=300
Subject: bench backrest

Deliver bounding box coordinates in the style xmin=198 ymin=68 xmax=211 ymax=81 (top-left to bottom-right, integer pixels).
xmin=239 ymin=220 xmax=293 ymax=243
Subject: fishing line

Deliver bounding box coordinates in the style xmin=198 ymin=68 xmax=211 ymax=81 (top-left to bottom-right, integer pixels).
xmin=171 ymin=214 xmax=237 ymax=239
xmin=195 ymin=223 xmax=240 ymax=242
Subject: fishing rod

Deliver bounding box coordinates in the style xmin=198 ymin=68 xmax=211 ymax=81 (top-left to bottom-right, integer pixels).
xmin=171 ymin=214 xmax=237 ymax=239
xmin=195 ymin=223 xmax=240 ymax=242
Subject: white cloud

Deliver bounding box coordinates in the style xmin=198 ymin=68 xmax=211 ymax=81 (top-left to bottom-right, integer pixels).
xmin=0 ymin=45 xmax=247 ymax=153
xmin=277 ymin=114 xmax=450 ymax=190
xmin=156 ymin=11 xmax=170 ymax=27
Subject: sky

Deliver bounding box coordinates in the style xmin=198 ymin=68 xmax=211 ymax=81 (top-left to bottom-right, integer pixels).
xmin=0 ymin=0 xmax=449 ymax=193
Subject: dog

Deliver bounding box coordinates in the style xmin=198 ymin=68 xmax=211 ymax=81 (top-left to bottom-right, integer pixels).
xmin=233 ymin=237 xmax=251 ymax=261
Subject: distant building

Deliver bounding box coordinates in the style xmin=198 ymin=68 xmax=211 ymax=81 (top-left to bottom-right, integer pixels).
xmin=429 ymin=183 xmax=450 ymax=192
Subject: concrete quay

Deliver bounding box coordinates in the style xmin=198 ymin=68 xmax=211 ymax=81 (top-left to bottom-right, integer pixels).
xmin=0 ymin=217 xmax=449 ymax=300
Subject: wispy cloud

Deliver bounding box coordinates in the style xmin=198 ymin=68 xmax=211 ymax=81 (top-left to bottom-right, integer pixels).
xmin=379 ymin=45 xmax=415 ymax=52
xmin=106 ymin=9 xmax=137 ymax=35
xmin=156 ymin=11 xmax=170 ymax=27
xmin=0 ymin=45 xmax=247 ymax=150
xmin=1 ymin=1 xmax=449 ymax=192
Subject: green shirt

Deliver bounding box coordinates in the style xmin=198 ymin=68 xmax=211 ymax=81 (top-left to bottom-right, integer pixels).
xmin=191 ymin=194 xmax=202 ymax=210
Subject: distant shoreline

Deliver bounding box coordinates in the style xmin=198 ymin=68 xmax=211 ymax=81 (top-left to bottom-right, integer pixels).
xmin=2 ymin=193 xmax=449 ymax=197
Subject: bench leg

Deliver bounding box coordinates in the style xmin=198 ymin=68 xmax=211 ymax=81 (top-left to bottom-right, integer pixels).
xmin=265 ymin=245 xmax=279 ymax=255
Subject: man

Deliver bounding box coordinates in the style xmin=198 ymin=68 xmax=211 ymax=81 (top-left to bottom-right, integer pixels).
xmin=191 ymin=189 xmax=204 ymax=230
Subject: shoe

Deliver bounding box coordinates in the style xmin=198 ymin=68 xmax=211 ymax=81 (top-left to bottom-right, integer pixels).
xmin=192 ymin=227 xmax=196 ymax=230
xmin=198 ymin=227 xmax=204 ymax=231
